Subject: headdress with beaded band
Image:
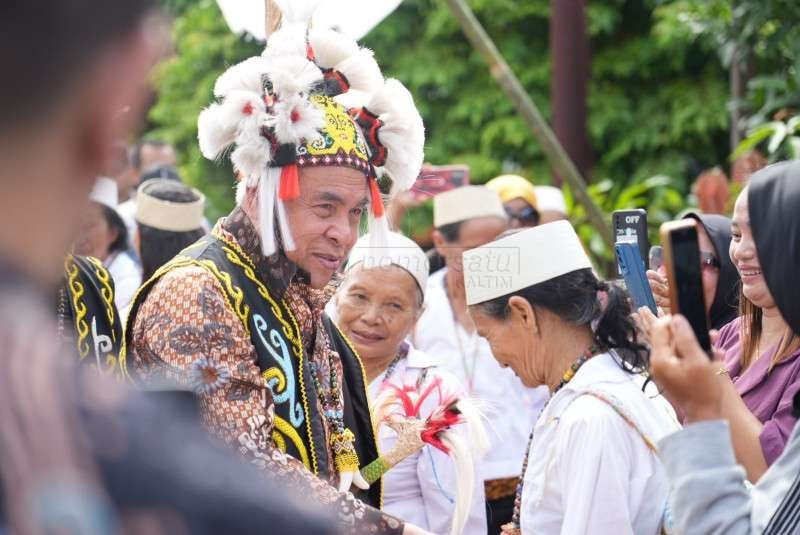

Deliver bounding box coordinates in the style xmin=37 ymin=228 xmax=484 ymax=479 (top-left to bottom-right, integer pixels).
xmin=197 ymin=0 xmax=425 ymax=257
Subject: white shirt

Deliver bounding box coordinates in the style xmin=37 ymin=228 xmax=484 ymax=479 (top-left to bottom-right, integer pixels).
xmin=105 ymin=250 xmax=142 ymax=314
xmin=521 ymin=352 xmax=680 ymax=535
xmin=412 ymin=269 xmax=548 ymax=481
xmin=368 ymin=347 xmax=487 ymax=535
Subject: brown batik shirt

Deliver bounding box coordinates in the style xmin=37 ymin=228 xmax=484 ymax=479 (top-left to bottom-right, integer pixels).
xmin=130 ymin=208 xmax=403 ymax=535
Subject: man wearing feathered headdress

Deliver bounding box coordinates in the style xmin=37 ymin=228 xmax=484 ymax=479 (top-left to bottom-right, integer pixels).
xmin=125 ymin=2 xmax=426 ymax=534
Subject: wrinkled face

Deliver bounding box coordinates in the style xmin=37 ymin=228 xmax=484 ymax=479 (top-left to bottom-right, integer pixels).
xmin=730 ymin=187 xmax=775 ymax=308
xmin=284 ymin=166 xmax=369 ymax=288
xmin=336 ymin=265 xmax=422 ymax=362
xmin=434 ymin=216 xmax=508 ymax=289
xmin=470 ymin=296 xmax=553 ymax=388
xmin=74 ymin=202 xmax=117 ymax=261
xmin=696 ymin=223 xmax=720 ymax=312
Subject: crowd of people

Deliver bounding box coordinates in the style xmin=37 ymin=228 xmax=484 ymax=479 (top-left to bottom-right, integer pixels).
xmin=2 ymin=1 xmax=800 ymax=534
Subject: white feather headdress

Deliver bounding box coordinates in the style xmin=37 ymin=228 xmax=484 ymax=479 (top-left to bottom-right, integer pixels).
xmin=197 ymin=2 xmax=425 ymax=257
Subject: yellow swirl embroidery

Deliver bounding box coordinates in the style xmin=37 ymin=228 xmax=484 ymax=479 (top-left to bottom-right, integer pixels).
xmin=273 ymin=415 xmax=311 ymax=469
xmin=86 ymin=256 xmax=117 ymax=342
xmin=263 ymin=367 xmax=287 ymax=394
xmin=65 ymin=256 xmax=90 ymax=358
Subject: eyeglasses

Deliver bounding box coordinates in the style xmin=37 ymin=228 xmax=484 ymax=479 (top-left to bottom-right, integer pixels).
xmin=649 ymin=245 xmax=719 ymax=270
xmin=505 ymin=205 xmax=539 ymax=225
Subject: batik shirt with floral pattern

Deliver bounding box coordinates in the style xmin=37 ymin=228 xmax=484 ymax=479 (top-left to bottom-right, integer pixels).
xmin=130 ymin=207 xmax=403 ymax=535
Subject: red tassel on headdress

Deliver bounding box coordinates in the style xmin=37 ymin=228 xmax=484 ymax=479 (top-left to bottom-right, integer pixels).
xmin=369 ymin=178 xmax=384 ymax=218
xmin=278 ymin=163 xmax=300 ymax=201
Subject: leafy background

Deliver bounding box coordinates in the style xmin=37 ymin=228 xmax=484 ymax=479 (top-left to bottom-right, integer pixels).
xmin=144 ymin=0 xmax=800 ymax=270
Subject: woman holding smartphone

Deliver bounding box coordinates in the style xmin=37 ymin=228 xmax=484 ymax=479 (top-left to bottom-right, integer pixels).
xmin=642 ymin=184 xmax=800 ymax=483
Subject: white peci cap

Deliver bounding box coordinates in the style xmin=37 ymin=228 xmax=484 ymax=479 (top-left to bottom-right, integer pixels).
xmin=135 ymin=179 xmax=206 ymax=232
xmin=534 ymin=185 xmax=567 ymax=215
xmin=462 ymin=220 xmax=591 ymax=305
xmin=346 ymin=230 xmax=428 ymax=296
xmin=433 ymin=185 xmax=507 ymax=228
xmin=89 ymin=177 xmax=119 ymax=210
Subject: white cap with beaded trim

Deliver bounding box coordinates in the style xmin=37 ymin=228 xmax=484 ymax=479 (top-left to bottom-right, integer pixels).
xmin=346 ymin=231 xmax=428 ymax=297
xmin=462 ymin=220 xmax=592 ymax=306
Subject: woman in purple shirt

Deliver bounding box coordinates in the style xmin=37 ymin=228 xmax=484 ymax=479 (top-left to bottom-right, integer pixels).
xmin=714 ymin=184 xmax=800 ymax=482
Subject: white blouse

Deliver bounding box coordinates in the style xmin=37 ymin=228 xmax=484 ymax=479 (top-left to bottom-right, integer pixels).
xmin=368 ymin=347 xmax=487 ymax=535
xmin=412 ymin=269 xmax=548 ymax=481
xmin=520 ymin=352 xmax=680 ymax=534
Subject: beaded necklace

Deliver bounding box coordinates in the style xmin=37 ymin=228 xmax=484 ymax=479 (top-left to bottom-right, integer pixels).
xmin=308 ymin=348 xmax=359 ymax=473
xmin=381 ymin=342 xmax=410 ymax=386
xmin=504 ymin=344 xmax=600 ymax=535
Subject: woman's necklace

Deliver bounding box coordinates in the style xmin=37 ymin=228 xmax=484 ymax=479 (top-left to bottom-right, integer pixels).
xmin=381 ymin=342 xmax=410 ymax=386
xmin=503 ymin=344 xmax=601 ymax=535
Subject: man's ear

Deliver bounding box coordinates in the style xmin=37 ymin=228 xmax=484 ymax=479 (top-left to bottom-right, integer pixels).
xmin=432 ymin=229 xmax=447 ymax=257
xmin=73 ymin=22 xmax=163 ymax=186
xmin=508 ymin=295 xmax=538 ymax=335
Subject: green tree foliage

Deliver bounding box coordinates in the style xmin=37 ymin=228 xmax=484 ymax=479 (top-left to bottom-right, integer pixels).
xmin=147 ymin=0 xmax=261 ymax=219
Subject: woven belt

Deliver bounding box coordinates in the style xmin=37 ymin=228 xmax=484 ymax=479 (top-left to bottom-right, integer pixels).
xmin=484 ymin=477 xmax=520 ymax=501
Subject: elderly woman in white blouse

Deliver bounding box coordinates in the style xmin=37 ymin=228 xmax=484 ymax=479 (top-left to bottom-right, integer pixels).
xmin=463 ymin=221 xmax=679 ymax=535
xmin=331 ymin=231 xmax=487 ymax=535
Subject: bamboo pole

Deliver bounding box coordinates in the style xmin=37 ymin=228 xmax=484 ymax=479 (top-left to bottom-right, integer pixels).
xmin=442 ymin=0 xmax=614 ymax=247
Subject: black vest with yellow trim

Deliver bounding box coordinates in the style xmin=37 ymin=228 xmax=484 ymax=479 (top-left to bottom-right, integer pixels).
xmin=124 ymin=234 xmax=382 ymax=507
xmin=59 ymin=255 xmax=123 ymax=375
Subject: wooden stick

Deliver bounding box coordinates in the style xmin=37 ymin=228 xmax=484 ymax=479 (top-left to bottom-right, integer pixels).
xmin=442 ymin=0 xmax=613 ymax=248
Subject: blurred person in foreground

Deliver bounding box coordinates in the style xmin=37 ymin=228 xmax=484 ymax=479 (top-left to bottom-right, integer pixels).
xmin=485 ymin=174 xmax=540 ymax=228
xmin=412 ymin=186 xmax=548 ymax=533
xmin=651 ymin=161 xmax=800 ymax=534
xmin=125 ymin=5 xmax=431 ymax=535
xmin=0 ymin=1 xmax=338 ymax=533
xmin=75 ymin=177 xmax=142 ymax=310
xmin=533 ymin=185 xmax=568 ymax=224
xmin=133 ymin=178 xmax=206 ymax=282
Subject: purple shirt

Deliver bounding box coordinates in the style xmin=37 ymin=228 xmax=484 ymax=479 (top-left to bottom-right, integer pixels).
xmin=718 ymin=317 xmax=800 ymax=465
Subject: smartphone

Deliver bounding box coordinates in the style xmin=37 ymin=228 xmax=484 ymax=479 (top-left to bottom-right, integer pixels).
xmin=613 ymin=209 xmax=649 ymax=265
xmin=409 ymin=164 xmax=470 ymax=201
xmin=615 ymin=242 xmax=658 ymax=314
xmin=660 ymin=220 xmax=712 ymax=354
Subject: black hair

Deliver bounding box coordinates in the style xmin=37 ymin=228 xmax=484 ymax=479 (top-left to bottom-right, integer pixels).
xmin=436 ymin=221 xmax=463 ymax=242
xmin=0 ymin=0 xmax=156 ymax=129
xmin=101 ymin=206 xmax=129 ymax=256
xmin=475 ymin=268 xmax=649 ymax=374
xmin=137 ymin=181 xmax=204 ymax=281
xmin=131 ymin=138 xmax=171 ymax=171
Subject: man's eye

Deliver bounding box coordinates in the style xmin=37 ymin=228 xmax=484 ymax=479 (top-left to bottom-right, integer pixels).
xmin=351 ymin=206 xmax=364 ymax=217
xmin=315 ymin=204 xmax=334 ymax=217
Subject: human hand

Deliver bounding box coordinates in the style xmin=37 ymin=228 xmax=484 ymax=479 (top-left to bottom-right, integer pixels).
xmin=633 ymin=305 xmax=662 ymax=345
xmin=649 ymin=315 xmax=723 ymax=423
xmin=647 ymin=270 xmax=670 ymax=312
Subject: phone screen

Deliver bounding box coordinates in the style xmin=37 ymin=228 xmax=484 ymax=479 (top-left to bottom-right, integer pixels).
xmin=669 ymin=225 xmax=712 ymax=353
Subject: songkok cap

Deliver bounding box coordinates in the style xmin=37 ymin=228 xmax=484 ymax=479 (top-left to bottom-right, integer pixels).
xmin=89 ymin=177 xmax=119 ymax=210
xmin=347 ymin=231 xmax=428 ymax=296
xmin=433 ymin=185 xmax=507 ymax=228
xmin=462 ymin=220 xmax=591 ymax=305
xmin=534 ymin=186 xmax=567 ymax=215
xmin=486 ymin=174 xmax=538 ymax=209
xmin=135 ymin=179 xmax=206 ymax=232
